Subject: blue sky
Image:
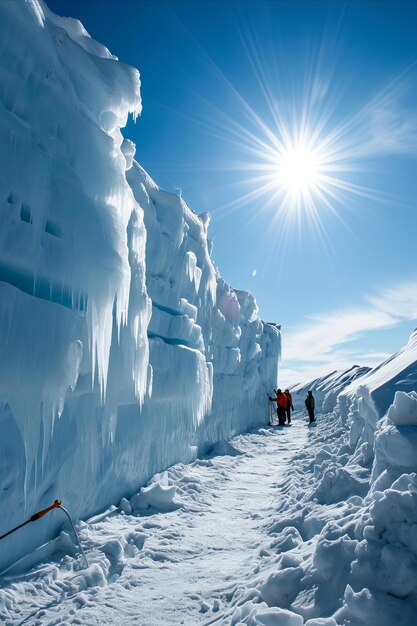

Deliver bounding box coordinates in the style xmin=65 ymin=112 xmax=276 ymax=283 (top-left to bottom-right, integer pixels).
xmin=47 ymin=0 xmax=417 ymax=384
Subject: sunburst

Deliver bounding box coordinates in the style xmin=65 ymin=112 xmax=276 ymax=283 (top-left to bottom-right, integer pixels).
xmin=162 ymin=8 xmax=417 ymax=262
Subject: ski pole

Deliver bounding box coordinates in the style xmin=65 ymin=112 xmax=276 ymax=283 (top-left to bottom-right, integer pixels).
xmin=266 ymin=393 xmax=275 ymax=425
xmin=0 ymin=500 xmax=62 ymax=541
xmin=57 ymin=504 xmax=89 ymax=569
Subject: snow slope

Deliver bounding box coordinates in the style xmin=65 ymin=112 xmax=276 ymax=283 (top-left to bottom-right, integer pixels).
xmin=0 ymin=0 xmax=280 ymax=570
xmin=340 ymin=328 xmax=417 ymax=416
xmin=290 ymin=365 xmax=371 ymax=414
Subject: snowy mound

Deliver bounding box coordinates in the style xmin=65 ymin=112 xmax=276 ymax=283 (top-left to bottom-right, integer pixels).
xmin=206 ymin=440 xmax=242 ymax=457
xmin=0 ymin=0 xmax=280 ymax=570
xmin=291 ymin=365 xmax=371 ymax=414
xmin=130 ymin=482 xmax=177 ymax=512
xmin=341 ymin=329 xmax=417 ymax=416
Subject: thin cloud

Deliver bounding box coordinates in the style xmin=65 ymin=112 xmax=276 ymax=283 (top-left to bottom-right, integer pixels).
xmin=281 ymin=278 xmax=417 ymax=386
xmin=284 ymin=308 xmax=397 ymax=363
xmin=361 ymin=64 xmax=417 ymax=157
xmin=367 ymin=103 xmax=417 ymax=155
xmin=360 ymin=352 xmax=392 ymax=361
xmin=368 ymin=282 xmax=417 ymax=319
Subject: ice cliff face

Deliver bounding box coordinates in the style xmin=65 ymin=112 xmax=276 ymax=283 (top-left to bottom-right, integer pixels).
xmin=0 ymin=1 xmax=281 ymax=568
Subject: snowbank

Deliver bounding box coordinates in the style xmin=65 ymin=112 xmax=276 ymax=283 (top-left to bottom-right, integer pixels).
xmin=0 ymin=0 xmax=280 ymax=570
xmin=221 ymin=348 xmax=417 ymax=624
xmin=341 ymin=328 xmax=417 ymax=416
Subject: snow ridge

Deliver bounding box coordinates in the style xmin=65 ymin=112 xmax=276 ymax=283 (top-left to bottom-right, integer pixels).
xmin=291 ymin=365 xmax=371 ymax=414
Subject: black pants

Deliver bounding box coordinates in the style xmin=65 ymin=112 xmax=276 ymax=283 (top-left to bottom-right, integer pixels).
xmin=307 ymin=407 xmax=315 ymax=423
xmin=286 ymin=407 xmax=291 ymax=423
xmin=278 ymin=407 xmax=286 ymax=425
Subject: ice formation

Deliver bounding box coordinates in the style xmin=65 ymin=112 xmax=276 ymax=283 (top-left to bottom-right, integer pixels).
xmin=0 ymin=0 xmax=280 ymax=569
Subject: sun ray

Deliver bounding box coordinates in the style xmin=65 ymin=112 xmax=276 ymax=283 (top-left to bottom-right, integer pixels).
xmin=163 ymin=3 xmax=417 ymax=261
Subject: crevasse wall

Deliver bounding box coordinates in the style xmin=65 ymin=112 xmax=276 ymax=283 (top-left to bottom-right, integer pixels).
xmin=0 ymin=1 xmax=281 ymax=568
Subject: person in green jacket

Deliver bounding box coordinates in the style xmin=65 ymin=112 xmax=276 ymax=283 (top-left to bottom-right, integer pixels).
xmin=305 ymin=390 xmax=315 ymax=423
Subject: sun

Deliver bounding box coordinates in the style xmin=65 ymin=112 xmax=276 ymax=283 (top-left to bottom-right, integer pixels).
xmin=275 ymin=143 xmax=321 ymax=195
xmin=185 ymin=18 xmax=417 ymax=235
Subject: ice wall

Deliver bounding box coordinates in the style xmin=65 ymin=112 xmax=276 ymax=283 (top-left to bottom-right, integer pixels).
xmin=0 ymin=1 xmax=280 ymax=569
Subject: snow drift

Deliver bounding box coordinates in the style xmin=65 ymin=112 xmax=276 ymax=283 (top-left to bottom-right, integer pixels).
xmin=0 ymin=0 xmax=280 ymax=570
xmin=222 ymin=331 xmax=417 ymax=625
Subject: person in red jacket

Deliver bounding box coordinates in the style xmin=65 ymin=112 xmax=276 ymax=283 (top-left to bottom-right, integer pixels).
xmin=284 ymin=389 xmax=294 ymax=424
xmin=269 ymin=389 xmax=287 ymax=425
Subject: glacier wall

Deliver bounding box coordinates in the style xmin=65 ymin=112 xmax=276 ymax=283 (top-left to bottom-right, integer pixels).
xmin=0 ymin=1 xmax=281 ymax=569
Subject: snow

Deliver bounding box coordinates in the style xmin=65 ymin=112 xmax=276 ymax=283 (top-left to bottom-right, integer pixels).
xmin=2 ymin=1 xmax=417 ymax=624
xmin=217 ymin=337 xmax=417 ymax=626
xmin=2 ymin=376 xmax=417 ymax=625
xmin=0 ymin=0 xmax=280 ymax=572
xmin=2 ymin=328 xmax=417 ymax=623
xmin=0 ymin=425 xmax=306 ymax=624
xmin=386 ymin=390 xmax=417 ymax=425
xmin=291 ymin=365 xmax=371 ymax=414
xmin=341 ymin=328 xmax=417 ymax=416
xmin=130 ymin=481 xmax=177 ymax=512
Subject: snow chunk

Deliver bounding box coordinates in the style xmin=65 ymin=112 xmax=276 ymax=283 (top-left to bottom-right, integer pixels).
xmin=119 ymin=498 xmax=132 ymax=515
xmin=372 ymin=418 xmax=417 ymax=487
xmin=130 ymin=482 xmax=177 ymax=511
xmin=207 ymin=440 xmax=242 ymax=457
xmin=121 ymin=138 xmax=136 ymax=170
xmin=252 ymin=606 xmax=303 ymax=626
xmin=312 ymin=466 xmax=369 ymax=504
xmin=387 ymin=390 xmax=417 ymax=425
xmin=270 ymin=527 xmax=303 ymax=553
xmin=260 ymin=562 xmax=304 ymax=608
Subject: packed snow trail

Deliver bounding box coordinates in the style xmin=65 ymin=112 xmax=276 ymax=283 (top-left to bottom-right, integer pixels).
xmin=0 ymin=417 xmax=307 ymax=625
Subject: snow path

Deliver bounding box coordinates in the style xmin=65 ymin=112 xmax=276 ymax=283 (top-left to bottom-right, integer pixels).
xmin=0 ymin=417 xmax=308 ymax=626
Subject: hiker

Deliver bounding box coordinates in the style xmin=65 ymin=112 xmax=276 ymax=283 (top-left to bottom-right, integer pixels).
xmin=284 ymin=389 xmax=294 ymax=424
xmin=305 ymin=391 xmax=315 ymax=423
xmin=269 ymin=389 xmax=287 ymax=425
